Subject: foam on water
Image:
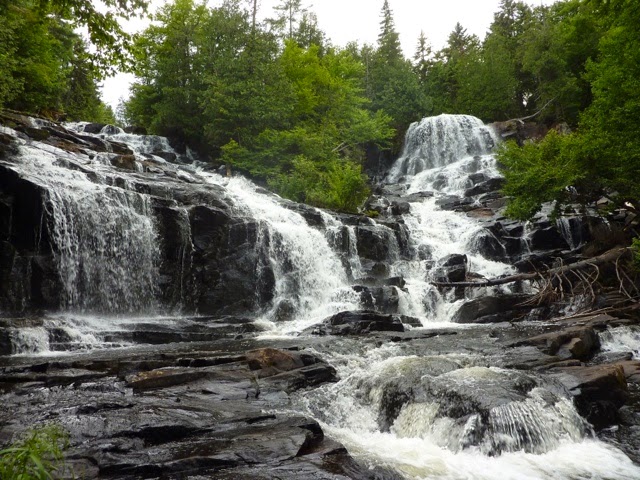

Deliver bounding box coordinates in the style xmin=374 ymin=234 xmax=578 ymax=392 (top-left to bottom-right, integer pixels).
xmin=9 ymin=144 xmax=160 ymax=312
xmin=198 ymin=172 xmax=361 ymax=333
xmin=292 ymin=345 xmax=640 ymax=480
xmin=600 ymin=326 xmax=640 ymax=359
xmin=387 ymin=114 xmax=499 ymax=182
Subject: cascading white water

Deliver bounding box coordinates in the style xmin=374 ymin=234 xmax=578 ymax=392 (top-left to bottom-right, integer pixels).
xmin=285 ymin=114 xmax=640 ymax=478
xmin=599 ymin=326 xmax=640 ymax=359
xmin=292 ymin=345 xmax=640 ymax=480
xmin=7 ymin=141 xmax=160 ymax=313
xmin=198 ymin=173 xmax=361 ymax=332
xmin=381 ymin=115 xmax=514 ymax=322
xmin=387 ymin=114 xmax=499 ymax=182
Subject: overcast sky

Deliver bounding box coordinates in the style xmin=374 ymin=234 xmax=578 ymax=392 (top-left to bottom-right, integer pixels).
xmin=102 ymin=0 xmax=558 ymax=110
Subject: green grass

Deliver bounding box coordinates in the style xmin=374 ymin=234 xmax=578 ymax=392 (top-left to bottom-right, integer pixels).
xmin=0 ymin=424 xmax=69 ymax=480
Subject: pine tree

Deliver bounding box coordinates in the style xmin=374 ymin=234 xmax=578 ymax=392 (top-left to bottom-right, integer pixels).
xmin=377 ymin=0 xmax=402 ymax=64
xmin=413 ymin=30 xmax=432 ymax=83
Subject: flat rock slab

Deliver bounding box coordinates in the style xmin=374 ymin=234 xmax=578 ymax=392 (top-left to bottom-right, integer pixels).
xmin=0 ymin=345 xmax=366 ymax=479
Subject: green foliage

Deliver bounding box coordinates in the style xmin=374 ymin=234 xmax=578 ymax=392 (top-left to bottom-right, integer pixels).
xmin=498 ymin=131 xmax=582 ymax=220
xmin=122 ymin=0 xmax=640 ymax=218
xmin=42 ymin=0 xmax=149 ymax=72
xmin=632 ymin=237 xmax=640 ymax=272
xmin=500 ymin=0 xmax=640 ymax=220
xmin=0 ymin=424 xmax=69 ymax=480
xmin=0 ymin=1 xmax=117 ymax=118
xmin=363 ymin=1 xmax=430 ymax=148
xmin=520 ymin=0 xmax=599 ymax=125
xmin=268 ymin=156 xmax=370 ymax=212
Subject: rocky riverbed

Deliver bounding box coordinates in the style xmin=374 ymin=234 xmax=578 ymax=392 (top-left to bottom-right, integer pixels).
xmin=1 ymin=111 xmax=640 ymax=479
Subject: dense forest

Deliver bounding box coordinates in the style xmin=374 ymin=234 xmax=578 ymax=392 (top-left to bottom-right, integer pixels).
xmin=0 ymin=0 xmax=638 ymax=217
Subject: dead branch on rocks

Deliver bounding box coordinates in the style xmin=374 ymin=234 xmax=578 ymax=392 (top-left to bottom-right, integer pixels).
xmin=432 ymin=246 xmax=640 ymax=311
xmin=432 ymin=247 xmax=631 ymax=289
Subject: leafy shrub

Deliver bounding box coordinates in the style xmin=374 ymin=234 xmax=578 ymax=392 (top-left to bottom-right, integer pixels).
xmin=0 ymin=424 xmax=69 ymax=480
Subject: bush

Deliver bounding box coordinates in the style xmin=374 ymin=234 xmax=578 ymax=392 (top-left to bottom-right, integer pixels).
xmin=498 ymin=131 xmax=583 ymax=220
xmin=0 ymin=424 xmax=69 ymax=480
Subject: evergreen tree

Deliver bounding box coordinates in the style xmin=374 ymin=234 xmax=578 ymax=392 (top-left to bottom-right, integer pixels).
xmin=377 ymin=0 xmax=402 ymax=64
xmin=365 ymin=0 xmax=429 ymax=148
xmin=413 ymin=30 xmax=432 ymax=84
xmin=0 ymin=0 xmax=115 ymax=119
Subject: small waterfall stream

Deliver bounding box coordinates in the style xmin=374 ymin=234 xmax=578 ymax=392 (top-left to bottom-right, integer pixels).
xmin=1 ymin=115 xmax=639 ymax=479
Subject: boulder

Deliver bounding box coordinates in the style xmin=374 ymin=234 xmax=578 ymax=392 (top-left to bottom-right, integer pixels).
xmin=517 ymin=326 xmax=600 ymax=361
xmin=464 ymin=177 xmax=505 ymax=197
xmin=355 ymin=225 xmax=395 ymax=261
xmin=352 ymin=285 xmax=400 ymax=314
xmin=432 ymin=254 xmax=468 ymax=283
xmin=470 ymin=231 xmax=506 ymax=261
xmin=551 ymin=364 xmax=628 ymax=428
xmin=529 ymin=226 xmax=570 ymax=251
xmin=308 ymin=310 xmax=409 ymax=335
xmin=124 ymin=125 xmax=147 ymax=135
xmin=452 ymin=294 xmax=532 ymax=323
xmin=82 ymin=122 xmax=106 ymax=133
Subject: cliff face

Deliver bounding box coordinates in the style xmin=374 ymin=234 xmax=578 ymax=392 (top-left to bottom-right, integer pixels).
xmin=0 ymin=113 xmax=280 ymax=316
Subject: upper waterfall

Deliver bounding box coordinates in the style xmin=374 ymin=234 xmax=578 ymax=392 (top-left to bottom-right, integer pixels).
xmin=387 ymin=114 xmax=499 ymax=182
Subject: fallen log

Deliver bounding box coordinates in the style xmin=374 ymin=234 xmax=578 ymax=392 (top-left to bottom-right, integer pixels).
xmin=431 ymin=247 xmax=630 ymax=288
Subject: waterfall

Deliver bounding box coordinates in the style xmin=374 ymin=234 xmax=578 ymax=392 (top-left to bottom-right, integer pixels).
xmin=198 ymin=174 xmax=361 ymax=331
xmin=8 ymin=143 xmax=160 ymax=313
xmin=2 ymin=116 xmax=639 ymax=480
xmin=387 ymin=114 xmax=499 ymax=182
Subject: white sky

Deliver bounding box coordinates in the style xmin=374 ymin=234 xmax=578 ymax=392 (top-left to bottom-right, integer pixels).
xmin=102 ymin=0 xmax=558 ymax=110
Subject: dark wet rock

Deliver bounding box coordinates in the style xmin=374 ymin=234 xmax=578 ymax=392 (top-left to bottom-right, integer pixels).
xmin=513 ymin=250 xmax=566 ymax=272
xmin=432 ymin=253 xmax=468 ymax=283
xmin=452 ymin=294 xmax=533 ymax=324
xmin=359 ymin=260 xmax=390 ymax=279
xmin=390 ymin=200 xmax=410 ymax=216
xmin=153 ymin=151 xmax=178 ymax=163
xmin=464 ymin=177 xmax=505 ymax=197
xmin=353 ymin=276 xmax=406 ymax=289
xmin=373 ymin=356 xmax=463 ymax=431
xmin=355 ymin=225 xmax=396 ymax=262
xmin=16 ymin=125 xmax=51 ymax=141
xmin=516 ymin=326 xmax=600 ymax=361
xmin=352 ymin=285 xmax=401 ymax=314
xmin=82 ymin=122 xmax=106 ymax=133
xmin=363 ymin=195 xmax=390 ymax=215
xmin=551 ymin=364 xmax=628 ymax=429
xmin=432 ymin=264 xmax=466 ymax=283
xmin=468 ymin=172 xmax=488 ymax=185
xmin=373 ymin=362 xmax=571 ymax=455
xmin=308 ymin=310 xmax=410 ymax=336
xmin=439 ymin=253 xmax=467 ymax=268
xmin=76 ymin=133 xmax=110 ymax=151
xmin=0 ymin=343 xmax=361 ymax=479
xmin=283 ymin=202 xmax=325 ymax=227
xmin=419 ymin=367 xmax=537 ymax=417
xmin=471 ymin=231 xmax=506 ymax=261
xmin=106 ymin=140 xmax=134 ymax=155
xmin=110 ymin=154 xmax=137 ymax=170
xmin=0 ymin=329 xmax=11 ymax=356
xmin=529 ymin=226 xmax=570 ymax=251
xmin=124 ymin=125 xmax=147 ymax=135
xmin=435 ymin=195 xmax=474 ymax=211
